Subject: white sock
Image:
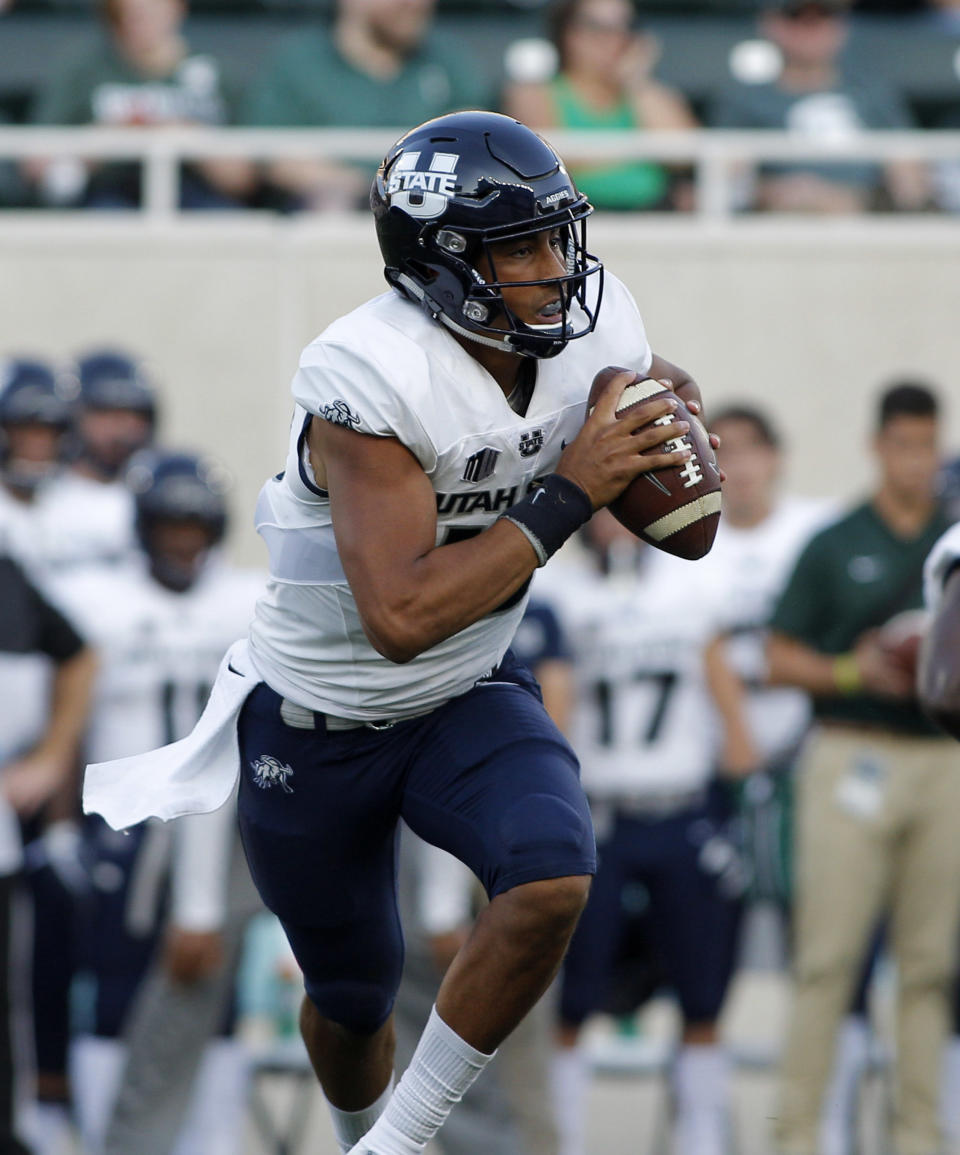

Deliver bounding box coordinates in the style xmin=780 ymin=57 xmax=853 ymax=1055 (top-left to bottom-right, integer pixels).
xmin=550 ymin=1044 xmax=588 ymax=1155
xmin=941 ymin=1034 xmax=960 ymax=1144
xmin=673 ymin=1043 xmax=731 ymax=1155
xmin=20 ymin=1102 xmax=75 ymax=1155
xmin=819 ymin=1015 xmax=870 ymax=1155
xmin=353 ymin=1006 xmax=495 ymax=1155
xmin=328 ymin=1077 xmax=395 ymax=1153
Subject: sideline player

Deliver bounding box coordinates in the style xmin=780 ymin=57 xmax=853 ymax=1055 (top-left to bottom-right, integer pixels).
xmin=0 ymin=359 xmax=75 ymax=573
xmin=540 ymin=513 xmax=744 ymax=1155
xmin=0 ymin=353 xmax=146 ymax=582
xmin=55 ymin=451 xmax=263 ymax=1154
xmin=84 ymin=110 xmax=717 ymax=1155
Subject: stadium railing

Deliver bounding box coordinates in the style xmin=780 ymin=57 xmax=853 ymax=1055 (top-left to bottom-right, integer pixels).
xmin=1 ymin=126 xmax=959 ymax=221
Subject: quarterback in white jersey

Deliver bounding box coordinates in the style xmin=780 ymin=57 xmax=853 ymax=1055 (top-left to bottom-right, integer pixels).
xmin=84 ymin=111 xmax=719 ymax=1155
xmin=56 ymin=452 xmax=263 ymax=1155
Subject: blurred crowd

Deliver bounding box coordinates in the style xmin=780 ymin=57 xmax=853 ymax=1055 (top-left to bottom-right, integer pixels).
xmin=2 ymin=343 xmax=960 ymax=1155
xmin=1 ymin=0 xmax=960 ymax=213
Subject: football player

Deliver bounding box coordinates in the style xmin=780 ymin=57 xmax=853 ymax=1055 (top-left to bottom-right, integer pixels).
xmin=698 ymin=405 xmax=837 ymax=920
xmin=84 ymin=111 xmax=718 ymax=1155
xmin=0 ymin=544 xmax=97 ymax=1155
xmin=0 ymin=359 xmax=75 ymax=567
xmin=539 ymin=513 xmax=744 ymax=1155
xmin=696 ymin=405 xmax=858 ymax=1152
xmin=0 ymin=353 xmax=144 ymax=582
xmin=42 ymin=347 xmax=160 ymax=577
xmin=52 ymin=451 xmax=263 ymax=1155
xmin=67 ymin=349 xmax=156 ymax=486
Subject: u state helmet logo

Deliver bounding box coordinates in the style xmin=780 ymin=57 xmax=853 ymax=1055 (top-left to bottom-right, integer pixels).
xmin=387 ymin=151 xmax=460 ymax=219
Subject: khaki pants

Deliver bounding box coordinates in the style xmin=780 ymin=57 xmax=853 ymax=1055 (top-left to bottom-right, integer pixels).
xmin=775 ymin=726 xmax=960 ymax=1155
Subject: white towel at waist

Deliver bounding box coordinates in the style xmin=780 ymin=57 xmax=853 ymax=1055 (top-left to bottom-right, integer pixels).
xmin=82 ymin=638 xmax=261 ymax=831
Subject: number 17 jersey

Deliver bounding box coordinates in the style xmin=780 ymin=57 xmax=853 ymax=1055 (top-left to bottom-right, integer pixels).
xmin=537 ymin=547 xmax=725 ymax=799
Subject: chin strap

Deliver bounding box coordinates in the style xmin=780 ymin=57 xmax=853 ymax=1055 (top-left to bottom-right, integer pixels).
xmin=394 ymin=273 xmax=556 ymax=358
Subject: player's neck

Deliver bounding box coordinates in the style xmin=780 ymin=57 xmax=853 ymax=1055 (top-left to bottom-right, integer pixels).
xmin=455 ymin=333 xmax=525 ymax=399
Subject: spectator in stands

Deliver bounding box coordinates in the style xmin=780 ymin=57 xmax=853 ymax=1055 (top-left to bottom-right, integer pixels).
xmin=708 ymin=0 xmax=930 ymax=213
xmin=244 ymin=0 xmax=496 ymax=212
xmin=27 ymin=0 xmax=255 ymax=210
xmin=503 ymin=0 xmax=697 ymax=212
xmin=768 ymin=381 xmax=958 ymax=1155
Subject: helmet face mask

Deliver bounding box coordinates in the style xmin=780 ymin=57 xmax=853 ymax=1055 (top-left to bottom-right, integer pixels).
xmin=372 ymin=112 xmax=604 ymax=359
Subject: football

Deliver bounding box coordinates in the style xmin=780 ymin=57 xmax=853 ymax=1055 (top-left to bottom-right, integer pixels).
xmin=587 ymin=366 xmax=722 ymax=560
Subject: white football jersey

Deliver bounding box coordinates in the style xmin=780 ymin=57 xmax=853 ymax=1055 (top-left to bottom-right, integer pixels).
xmin=696 ymin=496 xmax=837 ymax=762
xmin=56 ymin=560 xmax=264 ymax=763
xmin=536 ymin=548 xmax=725 ymax=798
xmin=924 ymin=520 xmax=960 ymax=612
xmin=248 ymin=274 xmax=652 ymax=719
xmin=0 ymin=472 xmax=136 ymax=584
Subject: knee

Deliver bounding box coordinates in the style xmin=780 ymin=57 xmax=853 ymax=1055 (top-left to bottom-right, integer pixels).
xmin=303 ymin=978 xmax=398 ymax=1036
xmin=897 ymin=946 xmax=955 ymax=994
xmin=502 ymin=874 xmax=591 ymax=940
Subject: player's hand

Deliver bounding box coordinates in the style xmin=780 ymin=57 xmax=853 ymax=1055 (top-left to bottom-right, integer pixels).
xmin=664 ymin=378 xmax=725 ymax=478
xmin=163 ymin=927 xmax=224 ymax=985
xmin=852 ymin=631 xmax=916 ymax=699
xmin=557 ymin=370 xmax=692 ymax=509
xmin=718 ymin=734 xmax=764 ymax=779
xmin=0 ymin=753 xmax=70 ymax=817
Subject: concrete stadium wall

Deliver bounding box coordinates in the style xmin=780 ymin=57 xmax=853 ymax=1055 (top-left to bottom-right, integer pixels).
xmin=1 ymin=214 xmax=958 ymax=566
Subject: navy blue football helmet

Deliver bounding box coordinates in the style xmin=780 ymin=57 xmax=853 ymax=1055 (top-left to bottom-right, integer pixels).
xmin=127 ymin=450 xmax=228 ymax=552
xmin=371 ymin=111 xmax=603 ymax=359
xmin=74 ymin=349 xmax=158 ymax=423
xmin=0 ymin=359 xmax=74 ymax=429
xmin=0 ymin=359 xmax=74 ymax=493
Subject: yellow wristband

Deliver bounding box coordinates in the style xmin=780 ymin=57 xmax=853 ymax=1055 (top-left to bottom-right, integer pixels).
xmin=833 ymin=653 xmax=862 ymax=695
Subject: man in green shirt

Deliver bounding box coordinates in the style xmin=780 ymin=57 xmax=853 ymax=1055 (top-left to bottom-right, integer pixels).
xmin=767 ymin=381 xmax=958 ymax=1155
xmin=28 ymin=0 xmax=254 ymax=209
xmin=244 ymin=0 xmax=496 ymax=211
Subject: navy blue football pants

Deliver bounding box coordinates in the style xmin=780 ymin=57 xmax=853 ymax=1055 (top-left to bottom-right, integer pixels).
xmin=237 ymin=655 xmax=596 ymax=1035
xmin=560 ymin=797 xmax=743 ymax=1028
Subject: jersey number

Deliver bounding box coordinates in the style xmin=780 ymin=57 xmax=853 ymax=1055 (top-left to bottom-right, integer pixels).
xmin=594 ymin=672 xmax=678 ymax=747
